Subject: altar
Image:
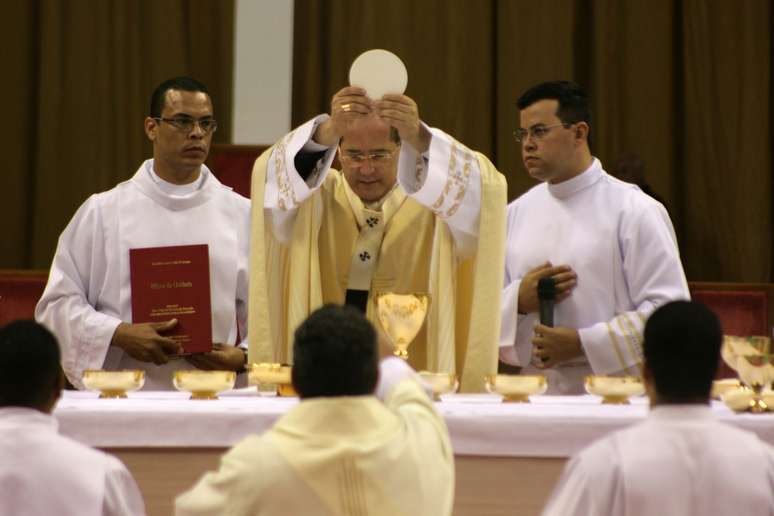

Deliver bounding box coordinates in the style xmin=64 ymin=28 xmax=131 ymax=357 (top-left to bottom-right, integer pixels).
xmin=54 ymin=391 xmax=774 ymax=516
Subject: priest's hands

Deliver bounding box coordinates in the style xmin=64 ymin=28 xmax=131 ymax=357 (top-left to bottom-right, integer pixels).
xmin=111 ymin=320 xmax=183 ymax=365
xmin=531 ymin=325 xmax=583 ymax=369
xmin=376 ymin=94 xmax=431 ymax=153
xmin=185 ymin=343 xmax=246 ymax=372
xmin=517 ymin=262 xmax=577 ymax=314
xmin=314 ymin=86 xmax=430 ymax=152
xmin=314 ymin=86 xmax=371 ymax=146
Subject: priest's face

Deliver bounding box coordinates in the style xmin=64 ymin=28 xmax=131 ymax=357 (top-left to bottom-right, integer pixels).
xmin=518 ymin=99 xmax=578 ymax=184
xmin=338 ymin=116 xmax=400 ymax=203
xmin=145 ymin=89 xmax=214 ymax=182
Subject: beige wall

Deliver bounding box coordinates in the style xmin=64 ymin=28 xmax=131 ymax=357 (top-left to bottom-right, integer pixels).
xmin=232 ymin=0 xmax=294 ymax=145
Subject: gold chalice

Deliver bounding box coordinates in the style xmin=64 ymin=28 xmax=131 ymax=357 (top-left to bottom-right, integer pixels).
xmin=585 ymin=375 xmax=645 ymax=405
xmin=247 ymin=363 xmax=297 ymax=397
xmin=720 ymin=336 xmax=773 ymax=413
xmin=374 ymin=292 xmax=429 ymax=360
xmin=82 ymin=370 xmax=145 ymax=398
xmin=173 ymin=370 xmax=236 ymax=400
xmin=735 ymin=354 xmax=774 ymax=413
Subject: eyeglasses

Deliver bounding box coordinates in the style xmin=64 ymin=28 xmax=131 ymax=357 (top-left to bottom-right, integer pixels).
xmin=339 ymin=148 xmax=397 ymax=165
xmin=513 ymin=123 xmax=571 ymax=143
xmin=153 ymin=116 xmax=218 ymax=134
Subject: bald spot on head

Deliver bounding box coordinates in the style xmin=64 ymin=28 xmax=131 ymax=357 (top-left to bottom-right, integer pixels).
xmin=340 ymin=113 xmax=393 ymax=148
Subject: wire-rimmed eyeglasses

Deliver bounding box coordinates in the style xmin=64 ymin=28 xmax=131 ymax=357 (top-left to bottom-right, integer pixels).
xmin=513 ymin=123 xmax=572 ymax=143
xmin=153 ymin=116 xmax=218 ymax=134
xmin=338 ymin=148 xmax=397 ymax=165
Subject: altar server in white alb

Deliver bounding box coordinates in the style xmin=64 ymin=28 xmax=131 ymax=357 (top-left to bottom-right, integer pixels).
xmin=249 ymin=85 xmax=506 ymax=391
xmin=0 ymin=321 xmax=145 ymax=516
xmin=499 ymin=80 xmax=689 ymax=393
xmin=36 ymin=77 xmax=250 ymax=390
xmin=176 ymin=304 xmax=454 ymax=516
xmin=542 ymin=300 xmax=774 ymax=516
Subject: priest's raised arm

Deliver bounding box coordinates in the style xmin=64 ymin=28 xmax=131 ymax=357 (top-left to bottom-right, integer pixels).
xmin=249 ymin=87 xmax=507 ymax=391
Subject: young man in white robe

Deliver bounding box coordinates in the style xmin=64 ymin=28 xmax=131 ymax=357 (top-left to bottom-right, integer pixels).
xmin=249 ymin=86 xmax=506 ymax=392
xmin=499 ymin=80 xmax=689 ymax=393
xmin=0 ymin=321 xmax=145 ymax=515
xmin=542 ymin=300 xmax=774 ymax=516
xmin=35 ymin=77 xmax=250 ymax=390
xmin=175 ymin=304 xmax=454 ymax=516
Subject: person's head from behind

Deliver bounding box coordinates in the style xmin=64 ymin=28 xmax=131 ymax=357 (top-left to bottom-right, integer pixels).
xmin=0 ymin=320 xmax=64 ymax=413
xmin=144 ymin=76 xmax=216 ymax=182
xmin=643 ymin=300 xmax=721 ymax=405
xmin=292 ymin=304 xmax=378 ymax=398
xmin=516 ymin=80 xmax=592 ymax=184
xmin=338 ymin=114 xmax=401 ymax=203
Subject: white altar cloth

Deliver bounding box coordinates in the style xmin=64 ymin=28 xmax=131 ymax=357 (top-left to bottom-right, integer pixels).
xmin=54 ymin=391 xmax=774 ymax=458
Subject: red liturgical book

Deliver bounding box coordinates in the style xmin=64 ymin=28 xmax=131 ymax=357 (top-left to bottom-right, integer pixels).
xmin=129 ymin=244 xmax=213 ymax=354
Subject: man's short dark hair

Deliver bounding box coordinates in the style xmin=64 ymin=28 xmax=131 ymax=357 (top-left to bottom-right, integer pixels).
xmin=644 ymin=300 xmax=722 ymax=402
xmin=0 ymin=320 xmax=62 ymax=409
xmin=517 ymin=80 xmax=593 ymax=148
xmin=292 ymin=304 xmax=378 ymax=398
xmin=149 ymin=76 xmax=210 ymax=118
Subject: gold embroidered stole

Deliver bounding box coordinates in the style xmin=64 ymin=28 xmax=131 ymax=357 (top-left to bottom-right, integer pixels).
xmin=318 ymin=177 xmax=434 ymax=371
xmin=341 ymin=181 xmax=406 ymax=292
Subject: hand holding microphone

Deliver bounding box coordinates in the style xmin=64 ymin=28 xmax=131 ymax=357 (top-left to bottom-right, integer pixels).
xmin=537 ymin=277 xmax=557 ymax=327
xmin=520 ymin=264 xmax=580 ymax=368
xmin=517 ymin=262 xmax=577 ymax=315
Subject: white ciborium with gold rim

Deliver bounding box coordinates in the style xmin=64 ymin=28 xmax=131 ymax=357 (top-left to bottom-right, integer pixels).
xmin=374 ymin=292 xmax=429 ymax=361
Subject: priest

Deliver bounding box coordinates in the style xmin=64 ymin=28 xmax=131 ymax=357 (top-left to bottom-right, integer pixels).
xmin=249 ymin=86 xmax=506 ymax=391
xmin=36 ymin=77 xmax=250 ymax=389
xmin=176 ymin=304 xmax=454 ymax=516
xmin=500 ymin=80 xmax=689 ymax=393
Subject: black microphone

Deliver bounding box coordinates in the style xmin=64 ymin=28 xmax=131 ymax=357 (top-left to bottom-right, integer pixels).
xmin=537 ymin=277 xmax=557 ymax=327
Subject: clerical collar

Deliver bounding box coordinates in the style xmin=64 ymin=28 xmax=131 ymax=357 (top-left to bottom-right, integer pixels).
xmin=648 ymin=404 xmax=714 ymax=421
xmin=147 ymin=161 xmax=206 ymax=197
xmin=546 ymin=158 xmax=603 ymax=199
xmin=133 ymin=159 xmax=215 ymax=211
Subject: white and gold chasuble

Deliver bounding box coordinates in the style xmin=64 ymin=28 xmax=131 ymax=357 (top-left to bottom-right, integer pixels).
xmin=175 ymin=358 xmax=454 ymax=516
xmin=249 ymin=116 xmax=507 ymax=391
